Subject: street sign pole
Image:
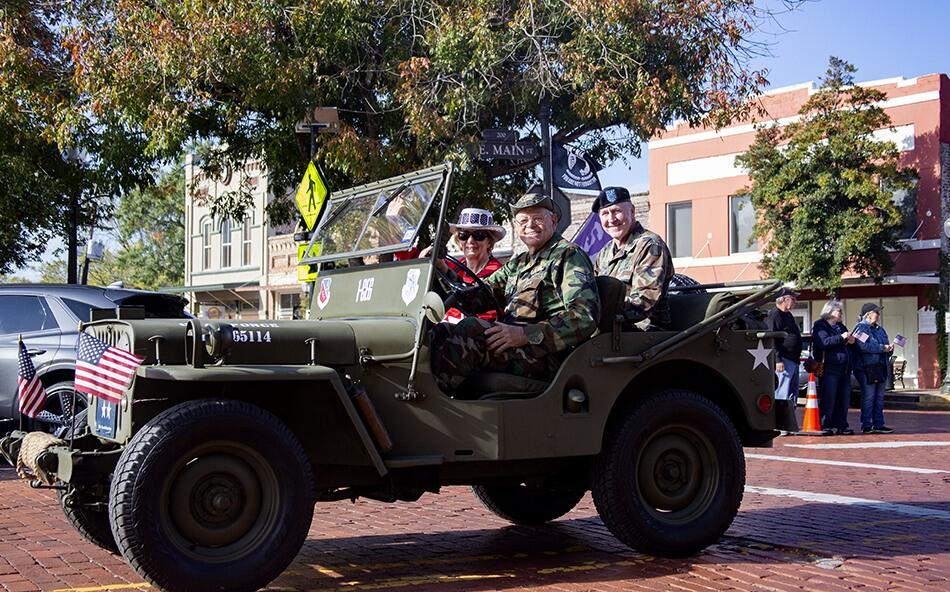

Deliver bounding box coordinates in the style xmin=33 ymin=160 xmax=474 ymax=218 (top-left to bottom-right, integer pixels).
xmin=539 ymin=98 xmax=553 ymax=200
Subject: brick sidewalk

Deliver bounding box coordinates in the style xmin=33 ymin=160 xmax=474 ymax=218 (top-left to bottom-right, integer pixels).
xmin=2 ymin=409 xmax=949 ymax=591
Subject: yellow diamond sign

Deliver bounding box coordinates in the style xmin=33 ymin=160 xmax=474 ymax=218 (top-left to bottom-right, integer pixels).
xmin=294 ymin=162 xmax=329 ymax=231
xmin=297 ymin=242 xmax=322 ymax=282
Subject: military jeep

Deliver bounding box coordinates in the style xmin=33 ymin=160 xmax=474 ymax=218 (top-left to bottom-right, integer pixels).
xmin=1 ymin=163 xmax=792 ymax=592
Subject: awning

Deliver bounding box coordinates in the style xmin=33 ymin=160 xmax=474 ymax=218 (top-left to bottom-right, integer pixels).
xmin=160 ymin=280 xmax=260 ymax=294
xmin=840 ymin=273 xmax=939 ymax=287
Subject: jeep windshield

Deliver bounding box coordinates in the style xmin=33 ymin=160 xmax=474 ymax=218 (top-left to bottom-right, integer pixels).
xmin=305 ymin=166 xmax=446 ymax=264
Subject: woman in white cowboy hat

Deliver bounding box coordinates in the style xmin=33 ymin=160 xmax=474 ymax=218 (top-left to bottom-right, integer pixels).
xmin=421 ymin=207 xmax=506 ymax=320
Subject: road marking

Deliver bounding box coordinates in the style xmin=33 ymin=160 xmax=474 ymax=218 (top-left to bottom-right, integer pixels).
xmin=308 ymin=572 xmax=515 ymax=591
xmin=745 ymin=486 xmax=950 ymax=521
xmin=745 ymin=453 xmax=947 ymax=474
xmin=783 ymin=441 xmax=950 ymax=450
xmin=52 ymin=585 xmax=149 ymax=592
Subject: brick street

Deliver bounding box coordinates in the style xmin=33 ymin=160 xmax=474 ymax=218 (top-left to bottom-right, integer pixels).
xmin=1 ymin=409 xmax=949 ymax=592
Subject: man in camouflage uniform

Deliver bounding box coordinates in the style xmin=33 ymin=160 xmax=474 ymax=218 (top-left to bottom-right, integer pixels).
xmin=593 ymin=186 xmax=674 ymax=330
xmin=430 ymin=191 xmax=600 ymax=393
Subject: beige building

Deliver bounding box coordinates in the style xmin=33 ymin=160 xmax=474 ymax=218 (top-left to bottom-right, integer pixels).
xmin=180 ymin=155 xmax=305 ymax=320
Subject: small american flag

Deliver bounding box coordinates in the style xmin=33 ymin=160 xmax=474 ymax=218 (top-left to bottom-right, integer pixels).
xmin=75 ymin=333 xmax=144 ymax=404
xmin=17 ymin=340 xmax=46 ymax=418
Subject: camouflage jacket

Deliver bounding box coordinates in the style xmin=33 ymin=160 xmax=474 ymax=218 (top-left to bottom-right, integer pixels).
xmin=594 ymin=222 xmax=673 ymax=329
xmin=485 ymin=234 xmax=600 ymax=355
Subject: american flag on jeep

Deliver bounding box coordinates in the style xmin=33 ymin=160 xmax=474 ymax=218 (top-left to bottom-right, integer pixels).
xmin=17 ymin=340 xmax=46 ymax=418
xmin=75 ymin=332 xmax=144 ymax=404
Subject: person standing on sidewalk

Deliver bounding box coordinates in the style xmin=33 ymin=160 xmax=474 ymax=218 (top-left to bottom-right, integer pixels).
xmin=812 ymin=300 xmax=855 ymax=435
xmin=767 ymin=288 xmax=803 ymax=432
xmin=853 ymin=303 xmax=895 ymax=434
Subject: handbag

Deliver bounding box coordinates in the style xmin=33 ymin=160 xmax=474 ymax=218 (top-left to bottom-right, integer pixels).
xmin=806 ymin=346 xmax=824 ymax=378
xmin=865 ymin=362 xmax=886 ymax=384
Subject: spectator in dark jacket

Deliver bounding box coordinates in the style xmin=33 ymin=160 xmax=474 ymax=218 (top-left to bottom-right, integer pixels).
xmin=811 ymin=300 xmax=855 ymax=435
xmin=853 ymin=303 xmax=895 ymax=434
xmin=767 ymin=287 xmax=802 ymax=432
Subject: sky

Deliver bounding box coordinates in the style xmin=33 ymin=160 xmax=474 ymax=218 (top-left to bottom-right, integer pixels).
xmin=14 ymin=0 xmax=950 ymax=279
xmin=599 ymin=0 xmax=950 ymax=193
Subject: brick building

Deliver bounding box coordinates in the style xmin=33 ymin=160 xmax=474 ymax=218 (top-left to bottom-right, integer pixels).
xmin=648 ymin=74 xmax=949 ymax=388
xmin=179 ymin=155 xmax=305 ymax=320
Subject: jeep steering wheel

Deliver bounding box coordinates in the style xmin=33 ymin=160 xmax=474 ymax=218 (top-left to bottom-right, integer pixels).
xmin=434 ymin=254 xmax=502 ymax=319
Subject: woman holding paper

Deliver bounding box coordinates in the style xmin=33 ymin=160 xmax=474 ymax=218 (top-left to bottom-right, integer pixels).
xmin=853 ymin=303 xmax=895 ymax=434
xmin=812 ymin=300 xmax=855 ymax=435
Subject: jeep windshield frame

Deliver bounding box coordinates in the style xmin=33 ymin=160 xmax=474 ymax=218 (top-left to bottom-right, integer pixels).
xmin=301 ymin=164 xmax=450 ymax=265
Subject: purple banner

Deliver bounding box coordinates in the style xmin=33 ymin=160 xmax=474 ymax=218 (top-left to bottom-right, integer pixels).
xmin=572 ymin=212 xmax=610 ymax=258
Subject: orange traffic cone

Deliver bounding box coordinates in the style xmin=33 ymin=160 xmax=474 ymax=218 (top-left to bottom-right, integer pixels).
xmin=795 ymin=373 xmax=830 ymax=436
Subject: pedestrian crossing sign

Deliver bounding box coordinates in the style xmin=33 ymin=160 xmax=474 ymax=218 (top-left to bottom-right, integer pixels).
xmin=297 ymin=242 xmax=322 ymax=282
xmin=294 ymin=162 xmax=329 ymax=231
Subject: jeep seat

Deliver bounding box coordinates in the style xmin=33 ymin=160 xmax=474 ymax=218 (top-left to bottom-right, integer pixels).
xmin=667 ymin=292 xmax=738 ymax=331
xmin=595 ymin=275 xmax=627 ymax=334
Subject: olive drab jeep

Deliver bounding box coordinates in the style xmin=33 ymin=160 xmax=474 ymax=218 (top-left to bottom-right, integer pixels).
xmin=0 ymin=163 xmax=793 ymax=592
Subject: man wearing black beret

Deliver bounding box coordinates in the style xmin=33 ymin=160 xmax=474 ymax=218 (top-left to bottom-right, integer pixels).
xmin=592 ymin=186 xmax=674 ymax=330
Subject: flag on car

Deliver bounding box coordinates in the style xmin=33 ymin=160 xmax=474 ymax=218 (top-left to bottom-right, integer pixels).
xmin=17 ymin=339 xmax=46 ymax=418
xmin=75 ymin=333 xmax=144 ymax=404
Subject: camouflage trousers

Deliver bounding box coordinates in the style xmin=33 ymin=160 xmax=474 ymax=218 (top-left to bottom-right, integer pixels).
xmin=429 ymin=317 xmax=555 ymax=393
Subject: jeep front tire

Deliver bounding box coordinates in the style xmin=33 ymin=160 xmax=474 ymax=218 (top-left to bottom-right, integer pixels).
xmin=109 ymin=399 xmax=315 ymax=592
xmin=592 ymin=389 xmax=745 ymax=557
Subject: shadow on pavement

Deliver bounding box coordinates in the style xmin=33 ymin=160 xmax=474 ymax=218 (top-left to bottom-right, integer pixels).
xmin=273 ymin=500 xmax=950 ymax=591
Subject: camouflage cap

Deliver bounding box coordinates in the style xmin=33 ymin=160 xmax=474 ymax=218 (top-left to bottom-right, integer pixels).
xmin=510 ymin=190 xmax=557 ymax=216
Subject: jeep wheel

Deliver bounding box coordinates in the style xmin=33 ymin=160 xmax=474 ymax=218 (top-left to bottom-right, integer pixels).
xmin=58 ymin=410 xmax=118 ymax=554
xmin=592 ymin=390 xmax=744 ymax=557
xmin=473 ymin=484 xmax=586 ymax=525
xmin=23 ymin=380 xmax=87 ymax=436
xmin=109 ymin=400 xmax=315 ymax=592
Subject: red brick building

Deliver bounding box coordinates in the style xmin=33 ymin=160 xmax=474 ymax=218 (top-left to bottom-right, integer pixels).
xmin=648 ymin=74 xmax=949 ymax=389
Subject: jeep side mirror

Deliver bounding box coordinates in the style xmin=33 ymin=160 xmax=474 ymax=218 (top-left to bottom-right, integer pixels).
xmin=422 ymin=291 xmax=445 ymax=324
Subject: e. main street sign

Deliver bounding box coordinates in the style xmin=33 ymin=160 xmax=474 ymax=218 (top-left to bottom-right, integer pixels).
xmin=477 ymin=141 xmax=540 ymax=161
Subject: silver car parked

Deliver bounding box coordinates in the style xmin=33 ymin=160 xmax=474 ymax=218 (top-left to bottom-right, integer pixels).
xmin=0 ymin=284 xmax=190 ymax=435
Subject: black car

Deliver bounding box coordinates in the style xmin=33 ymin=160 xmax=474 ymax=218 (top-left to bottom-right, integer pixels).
xmin=0 ymin=284 xmax=191 ymax=434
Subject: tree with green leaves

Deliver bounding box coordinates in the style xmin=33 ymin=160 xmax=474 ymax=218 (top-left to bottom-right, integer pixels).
xmin=735 ymin=57 xmax=917 ymax=294
xmin=34 ymin=166 xmax=185 ymax=290
xmin=0 ymin=1 xmax=152 ymax=277
xmin=110 ymin=166 xmax=186 ymax=290
xmin=62 ymin=0 xmax=800 ymax=223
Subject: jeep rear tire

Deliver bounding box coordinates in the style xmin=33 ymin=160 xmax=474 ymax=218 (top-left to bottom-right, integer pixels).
xmin=109 ymin=400 xmax=315 ymax=592
xmin=592 ymin=390 xmax=744 ymax=557
xmin=58 ymin=410 xmax=119 ymax=554
xmin=473 ymin=484 xmax=586 ymax=525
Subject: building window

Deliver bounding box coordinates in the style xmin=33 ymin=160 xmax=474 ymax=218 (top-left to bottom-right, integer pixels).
xmin=242 ymin=218 xmax=252 ymax=266
xmin=667 ymin=202 xmax=692 ymax=258
xmin=892 ymin=180 xmax=918 ymax=240
xmin=221 ymin=219 xmax=233 ymax=268
xmin=278 ymin=292 xmax=301 ymax=320
xmin=729 ymin=194 xmax=757 ymax=254
xmin=201 ymin=221 xmax=212 ymax=270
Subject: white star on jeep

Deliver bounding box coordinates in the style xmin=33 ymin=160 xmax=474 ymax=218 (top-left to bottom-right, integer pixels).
xmin=746 ymin=340 xmax=771 ymax=370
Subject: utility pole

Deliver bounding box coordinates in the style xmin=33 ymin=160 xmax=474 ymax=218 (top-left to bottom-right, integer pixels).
xmin=539 ymin=98 xmax=553 ymax=200
xmin=67 ymin=191 xmax=79 ymax=284
xmin=65 ymin=148 xmax=81 ymax=284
